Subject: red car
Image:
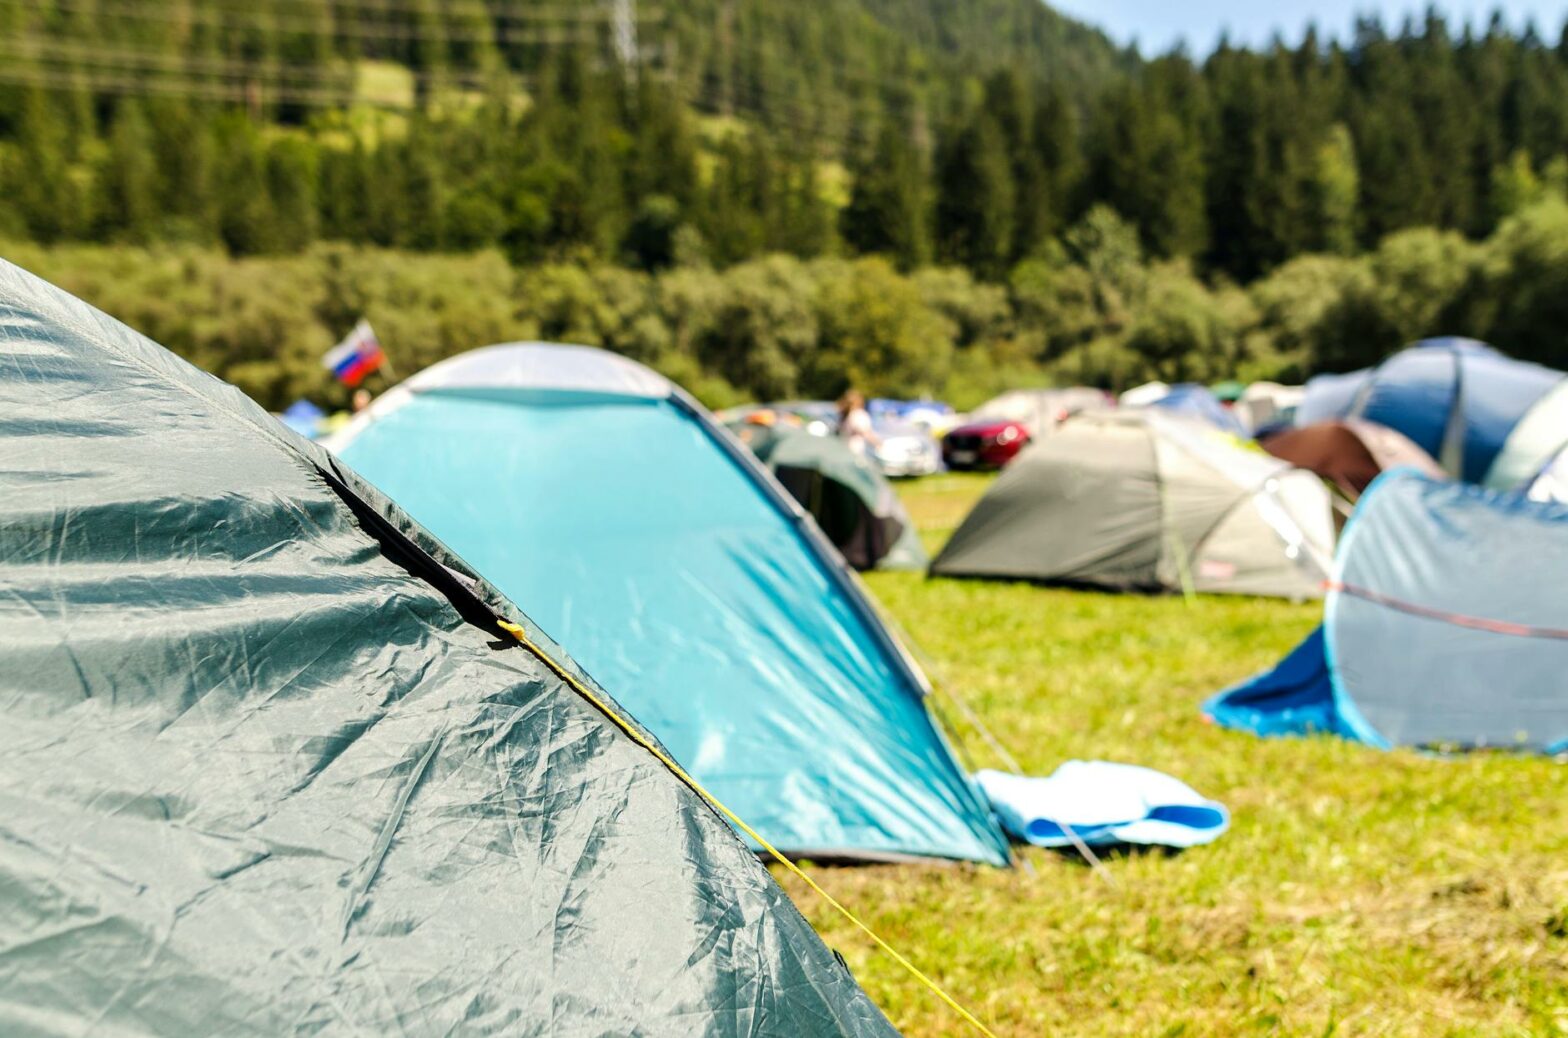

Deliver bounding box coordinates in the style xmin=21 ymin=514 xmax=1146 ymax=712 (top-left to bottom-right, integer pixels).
xmin=942 ymin=419 xmax=1030 ymax=470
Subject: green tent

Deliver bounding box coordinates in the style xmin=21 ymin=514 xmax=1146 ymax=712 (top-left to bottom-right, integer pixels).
xmin=0 ymin=259 xmax=896 ymax=1036
xmin=730 ymin=420 xmax=928 ymax=571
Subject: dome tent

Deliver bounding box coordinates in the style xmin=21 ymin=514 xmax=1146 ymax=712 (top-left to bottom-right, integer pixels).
xmin=0 ymin=262 xmax=897 ymax=1034
xmin=328 ymin=343 xmax=1009 ymax=865
xmin=729 ymin=418 xmax=928 ymax=571
xmin=1295 ymin=337 xmax=1562 ymax=482
xmin=1207 ymin=470 xmax=1568 ymax=754
xmin=931 ymin=411 xmax=1334 ymax=599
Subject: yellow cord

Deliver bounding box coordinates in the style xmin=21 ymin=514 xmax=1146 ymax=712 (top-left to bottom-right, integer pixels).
xmin=496 ymin=619 xmax=1000 ymax=1038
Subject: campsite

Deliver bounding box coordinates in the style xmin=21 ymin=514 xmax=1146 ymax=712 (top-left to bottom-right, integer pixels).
xmin=6 ymin=0 xmax=1568 ymax=1035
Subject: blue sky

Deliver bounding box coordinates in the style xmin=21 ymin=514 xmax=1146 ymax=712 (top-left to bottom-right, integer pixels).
xmin=1050 ymin=0 xmax=1568 ymax=54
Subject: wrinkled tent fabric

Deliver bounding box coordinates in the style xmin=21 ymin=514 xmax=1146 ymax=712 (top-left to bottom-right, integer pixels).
xmin=1484 ymin=377 xmax=1568 ymax=492
xmin=1296 ymin=338 xmax=1562 ymax=482
xmin=329 ymin=344 xmax=1009 ymax=865
xmin=730 ymin=421 xmax=927 ymax=571
xmin=930 ymin=411 xmax=1334 ymax=599
xmin=1207 ymin=470 xmax=1568 ymax=753
xmin=0 ymin=262 xmax=899 ymax=1035
xmin=1260 ymin=419 xmax=1444 ymax=499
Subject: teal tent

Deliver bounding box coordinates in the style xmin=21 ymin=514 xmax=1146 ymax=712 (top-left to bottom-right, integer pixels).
xmin=0 ymin=260 xmax=898 ymax=1035
xmin=729 ymin=418 xmax=928 ymax=571
xmin=330 ymin=343 xmax=1009 ymax=865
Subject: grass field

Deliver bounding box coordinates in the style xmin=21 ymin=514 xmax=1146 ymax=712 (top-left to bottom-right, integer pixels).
xmin=772 ymin=473 xmax=1568 ymax=1038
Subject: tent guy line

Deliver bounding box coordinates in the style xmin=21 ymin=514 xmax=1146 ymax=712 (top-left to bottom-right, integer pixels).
xmin=494 ymin=618 xmax=1002 ymax=1038
xmin=1327 ymin=580 xmax=1568 ymax=640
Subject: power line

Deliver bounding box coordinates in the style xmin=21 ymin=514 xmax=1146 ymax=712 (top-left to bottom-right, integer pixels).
xmin=0 ymin=0 xmax=636 ymax=48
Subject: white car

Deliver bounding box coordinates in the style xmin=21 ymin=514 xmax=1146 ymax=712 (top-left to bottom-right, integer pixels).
xmin=872 ymin=419 xmax=942 ymax=477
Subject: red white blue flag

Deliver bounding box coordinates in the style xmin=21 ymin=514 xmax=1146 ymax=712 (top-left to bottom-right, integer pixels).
xmin=323 ymin=320 xmax=385 ymax=386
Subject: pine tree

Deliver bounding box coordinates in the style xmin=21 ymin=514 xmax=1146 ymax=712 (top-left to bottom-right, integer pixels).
xmin=100 ymin=100 xmax=158 ymax=243
xmin=842 ymin=119 xmax=932 ymax=269
xmin=935 ymin=109 xmax=1016 ymax=279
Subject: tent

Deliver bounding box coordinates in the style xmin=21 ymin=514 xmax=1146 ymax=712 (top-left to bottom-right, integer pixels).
xmin=729 ymin=418 xmax=927 ymax=571
xmin=1119 ymin=380 xmax=1170 ymax=406
xmin=0 ymin=262 xmax=897 ymax=1034
xmin=1206 ymin=470 xmax=1568 ymax=753
xmin=1260 ymin=419 xmax=1444 ymax=500
xmin=327 ymin=344 xmax=1009 ymax=865
xmin=1146 ymin=383 xmax=1247 ymax=436
xmin=1295 ymin=338 xmax=1562 ymax=482
xmin=967 ymin=387 xmax=1112 ymax=438
xmin=1210 ymin=379 xmax=1246 ymax=403
xmin=930 ymin=411 xmax=1334 ymax=599
xmin=1483 ymin=377 xmax=1568 ymax=492
xmin=1235 ymin=381 xmax=1303 ymax=435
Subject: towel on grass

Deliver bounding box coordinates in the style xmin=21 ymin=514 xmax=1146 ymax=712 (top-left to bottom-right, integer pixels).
xmin=975 ymin=761 xmax=1229 ymax=849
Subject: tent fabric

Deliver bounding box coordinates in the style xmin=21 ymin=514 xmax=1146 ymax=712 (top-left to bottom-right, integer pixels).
xmin=969 ymin=387 xmax=1111 ymax=438
xmin=1483 ymin=377 xmax=1568 ymax=492
xmin=975 ymin=764 xmax=1229 ymax=849
xmin=1147 ymin=383 xmax=1246 ymax=436
xmin=1207 ymin=470 xmax=1568 ymax=753
xmin=329 ymin=344 xmax=1009 ymax=865
xmin=1525 ymin=441 xmax=1568 ymax=504
xmin=1235 ymin=381 xmax=1303 ymax=435
xmin=731 ymin=421 xmax=927 ymax=571
xmin=1294 ymin=369 xmax=1368 ymax=427
xmin=1260 ymin=419 xmax=1444 ymax=499
xmin=931 ymin=411 xmax=1333 ymax=599
xmin=1297 ymin=338 xmax=1562 ymax=482
xmin=0 ymin=262 xmax=898 ymax=1035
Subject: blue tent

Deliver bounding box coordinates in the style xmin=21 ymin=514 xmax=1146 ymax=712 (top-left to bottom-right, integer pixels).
xmin=1148 ymin=383 xmax=1246 ymax=436
xmin=328 ymin=343 xmax=1010 ymax=864
xmin=277 ymin=398 xmax=325 ymax=439
xmin=1295 ymin=338 xmax=1562 ymax=482
xmin=1206 ymin=469 xmax=1568 ymax=753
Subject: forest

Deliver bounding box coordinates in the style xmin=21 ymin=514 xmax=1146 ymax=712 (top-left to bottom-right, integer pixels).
xmin=1 ymin=0 xmax=1567 ymax=406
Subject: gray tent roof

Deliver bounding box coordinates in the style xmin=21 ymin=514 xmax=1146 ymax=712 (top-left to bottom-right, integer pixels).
xmin=0 ymin=260 xmax=896 ymax=1036
xmin=932 ymin=411 xmax=1332 ymax=599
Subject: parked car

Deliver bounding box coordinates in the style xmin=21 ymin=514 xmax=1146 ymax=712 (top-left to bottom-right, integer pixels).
xmin=942 ymin=419 xmax=1030 ymax=470
xmin=872 ymin=418 xmax=942 ymax=477
xmin=942 ymin=388 xmax=1111 ymax=470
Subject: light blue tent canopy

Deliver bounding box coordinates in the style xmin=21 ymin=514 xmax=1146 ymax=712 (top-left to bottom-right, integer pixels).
xmin=1207 ymin=469 xmax=1568 ymax=753
xmin=328 ymin=344 xmax=1010 ymax=864
xmin=1147 ymin=383 xmax=1246 ymax=436
xmin=1296 ymin=338 xmax=1562 ymax=482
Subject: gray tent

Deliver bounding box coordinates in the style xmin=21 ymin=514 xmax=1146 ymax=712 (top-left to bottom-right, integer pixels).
xmin=932 ymin=411 xmax=1334 ymax=599
xmin=0 ymin=259 xmax=895 ymax=1036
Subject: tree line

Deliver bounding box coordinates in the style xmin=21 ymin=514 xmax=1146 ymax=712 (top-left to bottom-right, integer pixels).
xmin=2 ymin=10 xmax=1568 ymax=288
xmin=9 ymin=194 xmax=1565 ymax=413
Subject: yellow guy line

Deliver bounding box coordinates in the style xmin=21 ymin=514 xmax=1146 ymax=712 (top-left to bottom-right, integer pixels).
xmin=496 ymin=619 xmax=1000 ymax=1038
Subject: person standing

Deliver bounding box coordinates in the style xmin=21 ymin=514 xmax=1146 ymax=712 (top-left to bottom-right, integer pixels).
xmin=837 ymin=389 xmax=881 ymax=458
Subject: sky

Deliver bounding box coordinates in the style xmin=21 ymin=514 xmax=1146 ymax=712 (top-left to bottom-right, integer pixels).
xmin=1050 ymin=0 xmax=1568 ymax=54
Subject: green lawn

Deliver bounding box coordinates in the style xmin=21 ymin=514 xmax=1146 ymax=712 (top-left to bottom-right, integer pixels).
xmin=773 ymin=473 xmax=1568 ymax=1038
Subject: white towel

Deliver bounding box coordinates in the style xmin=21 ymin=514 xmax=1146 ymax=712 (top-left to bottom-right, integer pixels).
xmin=975 ymin=761 xmax=1229 ymax=849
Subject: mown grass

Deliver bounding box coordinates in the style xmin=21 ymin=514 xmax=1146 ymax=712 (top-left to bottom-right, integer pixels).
xmin=773 ymin=473 xmax=1568 ymax=1038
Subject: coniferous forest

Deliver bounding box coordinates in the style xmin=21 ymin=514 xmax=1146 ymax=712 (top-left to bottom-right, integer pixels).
xmin=2 ymin=0 xmax=1567 ymax=408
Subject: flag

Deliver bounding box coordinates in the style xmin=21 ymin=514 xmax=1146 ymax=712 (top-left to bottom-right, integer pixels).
xmin=322 ymin=320 xmax=386 ymax=386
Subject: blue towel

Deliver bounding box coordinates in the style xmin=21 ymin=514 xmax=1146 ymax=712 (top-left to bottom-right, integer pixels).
xmin=975 ymin=762 xmax=1230 ymax=849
